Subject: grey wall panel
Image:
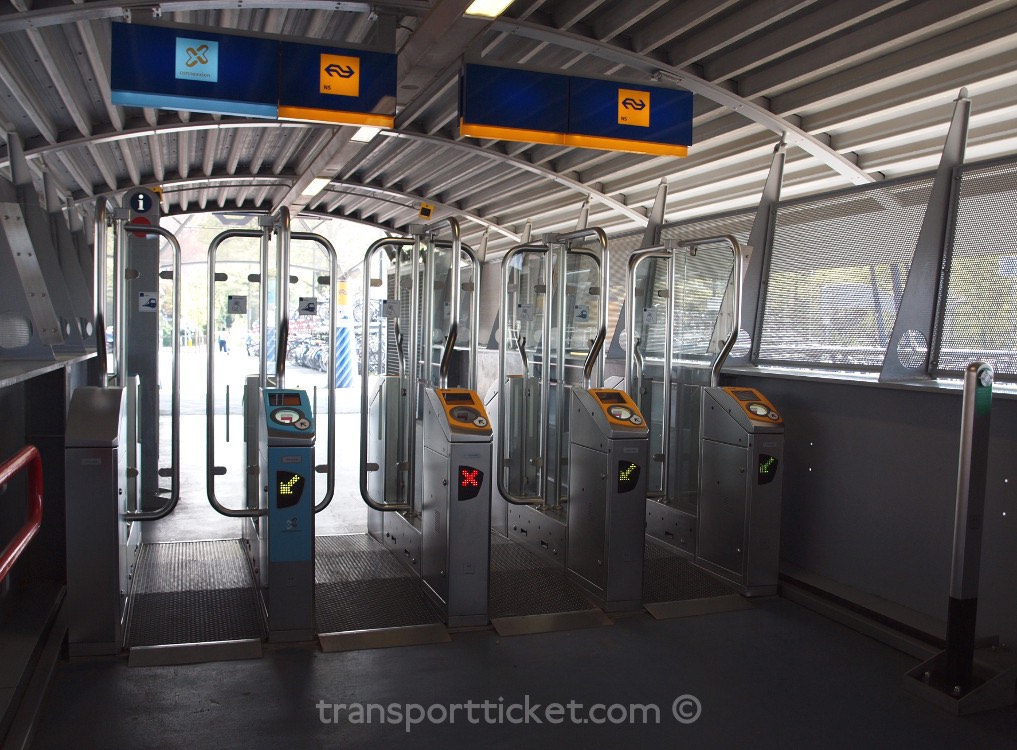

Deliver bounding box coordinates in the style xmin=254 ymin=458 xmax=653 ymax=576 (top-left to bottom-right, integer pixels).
xmin=725 ymin=372 xmax=1017 ymax=647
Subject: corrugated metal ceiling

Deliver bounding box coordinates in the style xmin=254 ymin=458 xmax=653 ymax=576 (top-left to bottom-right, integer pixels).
xmin=0 ymin=0 xmax=1015 ymax=257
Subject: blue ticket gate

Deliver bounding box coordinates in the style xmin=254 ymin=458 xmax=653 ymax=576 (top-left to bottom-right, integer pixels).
xmin=258 ymin=388 xmax=315 ymax=642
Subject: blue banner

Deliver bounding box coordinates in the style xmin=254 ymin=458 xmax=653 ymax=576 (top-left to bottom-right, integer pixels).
xmin=459 ymin=63 xmax=569 ymax=144
xmin=458 ymin=63 xmax=692 ymax=156
xmin=278 ymin=42 xmax=397 ymax=126
xmin=110 ymin=23 xmax=278 ymax=118
xmin=568 ymin=76 xmax=692 ymax=152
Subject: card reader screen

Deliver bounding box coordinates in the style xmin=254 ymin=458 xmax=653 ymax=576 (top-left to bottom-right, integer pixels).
xmin=596 ymin=391 xmax=624 ymax=404
xmin=269 ymin=393 xmax=302 ymax=406
xmin=443 ymin=392 xmax=474 ymax=405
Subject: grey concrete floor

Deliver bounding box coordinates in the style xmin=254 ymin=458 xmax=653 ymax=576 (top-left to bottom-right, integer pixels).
xmin=31 ymin=599 xmax=1017 ymax=749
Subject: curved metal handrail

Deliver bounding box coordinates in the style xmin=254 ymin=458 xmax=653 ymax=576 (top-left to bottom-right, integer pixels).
xmin=0 ymin=445 xmax=43 ymax=584
xmin=582 ymin=326 xmax=606 ymax=390
xmin=497 ymin=242 xmax=552 ymax=507
xmin=206 ymin=228 xmax=268 ymax=518
xmin=291 ymin=231 xmax=339 ymax=514
xmin=275 ymin=208 xmax=292 ymax=388
xmin=121 ymin=223 xmax=181 ymax=521
xmin=92 ymin=198 xmax=117 ymax=386
xmin=699 ymin=235 xmax=743 ymax=387
xmin=623 ymin=236 xmax=741 ymax=504
xmin=360 ymin=237 xmax=414 ymax=513
xmin=439 ymin=322 xmax=458 ymax=389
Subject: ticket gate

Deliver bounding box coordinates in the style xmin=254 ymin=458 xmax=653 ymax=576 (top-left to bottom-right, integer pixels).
xmin=64 ymin=386 xmax=132 ymax=656
xmin=258 ymin=388 xmax=316 ymax=642
xmin=566 ymin=388 xmax=649 ymax=612
xmin=421 ymin=388 xmax=493 ymax=627
xmin=697 ymin=386 xmax=784 ymax=596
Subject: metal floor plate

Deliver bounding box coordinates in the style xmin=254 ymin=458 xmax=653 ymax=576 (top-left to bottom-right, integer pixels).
xmin=315 ymin=535 xmax=443 ymax=635
xmin=642 ymin=541 xmax=738 ymax=604
xmin=126 ymin=540 xmax=265 ymax=648
xmin=488 ymin=533 xmax=596 ymax=619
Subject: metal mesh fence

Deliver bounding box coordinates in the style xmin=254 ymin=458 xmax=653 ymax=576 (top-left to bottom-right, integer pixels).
xmin=936 ymin=157 xmax=1017 ymax=379
xmin=757 ymin=175 xmax=933 ymax=369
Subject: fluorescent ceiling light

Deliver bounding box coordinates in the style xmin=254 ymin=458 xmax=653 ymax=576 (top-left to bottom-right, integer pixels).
xmin=352 ymin=126 xmax=381 ymax=142
xmin=465 ymin=0 xmax=514 ymax=19
xmin=300 ymin=177 xmax=331 ymax=196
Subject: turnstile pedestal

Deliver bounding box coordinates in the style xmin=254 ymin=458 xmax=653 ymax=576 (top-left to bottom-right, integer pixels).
xmin=566 ymin=388 xmax=649 ymax=612
xmin=259 ymin=388 xmax=315 ymax=642
xmin=421 ymin=388 xmax=492 ymax=627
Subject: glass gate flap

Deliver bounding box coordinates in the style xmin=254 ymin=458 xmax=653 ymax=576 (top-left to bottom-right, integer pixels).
xmin=497 ymin=228 xmax=609 ymax=519
xmin=359 ymin=220 xmax=481 ymax=514
xmin=626 ymin=235 xmax=744 ymax=560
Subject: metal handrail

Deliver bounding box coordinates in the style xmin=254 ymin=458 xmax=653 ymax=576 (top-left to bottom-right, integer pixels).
xmin=625 ymin=246 xmax=671 ymax=498
xmin=439 ymin=322 xmax=458 ymax=389
xmin=624 ymin=246 xmax=670 ymax=395
xmin=291 ymin=231 xmax=339 ymax=514
xmin=703 ymin=235 xmax=744 ymax=387
xmin=498 ymin=242 xmax=552 ymax=507
xmin=206 ymin=228 xmax=267 ymax=518
xmin=0 ymin=446 xmax=43 ymax=584
xmin=92 ymin=198 xmax=117 ymax=386
xmin=624 ymin=236 xmax=741 ymax=504
xmin=360 ymin=237 xmax=413 ymax=513
xmin=421 ymin=217 xmax=461 ymax=388
xmin=120 ymin=223 xmax=181 ymax=521
xmin=583 ymin=326 xmax=606 ymax=390
xmin=357 ymin=228 xmax=479 ymax=513
xmin=496 ymin=231 xmax=609 ymax=508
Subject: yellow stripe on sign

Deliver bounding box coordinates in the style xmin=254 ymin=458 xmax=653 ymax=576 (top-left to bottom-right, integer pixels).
xmin=564 ymin=134 xmax=688 ymax=157
xmin=618 ymin=88 xmax=650 ymax=127
xmin=320 ymin=54 xmax=360 ymax=97
xmin=460 ymin=120 xmax=566 ymax=146
xmin=278 ymin=107 xmax=394 ymax=127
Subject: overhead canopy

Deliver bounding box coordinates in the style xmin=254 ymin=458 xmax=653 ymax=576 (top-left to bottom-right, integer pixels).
xmin=0 ymin=0 xmax=1015 ymax=257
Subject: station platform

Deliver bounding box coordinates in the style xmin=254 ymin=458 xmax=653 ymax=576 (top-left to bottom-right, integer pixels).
xmin=30 ymin=596 xmax=1017 ymax=748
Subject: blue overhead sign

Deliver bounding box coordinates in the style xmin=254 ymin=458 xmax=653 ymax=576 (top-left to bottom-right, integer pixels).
xmin=277 ymin=42 xmax=397 ymax=127
xmin=458 ymin=63 xmax=692 ymax=156
xmin=567 ymin=76 xmax=692 ymax=155
xmin=110 ymin=23 xmax=278 ymax=118
xmin=459 ymin=63 xmax=569 ymax=145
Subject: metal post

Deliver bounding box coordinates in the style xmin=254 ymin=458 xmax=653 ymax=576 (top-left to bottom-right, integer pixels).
xmin=945 ymin=361 xmax=993 ymax=691
xmin=276 ymin=207 xmax=291 ymax=388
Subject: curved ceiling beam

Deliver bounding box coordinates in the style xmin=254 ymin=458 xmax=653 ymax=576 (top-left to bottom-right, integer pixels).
xmin=318 ymin=180 xmax=522 ymax=242
xmin=6 ymin=119 xmax=314 ymax=168
xmin=490 ymin=18 xmax=876 ymax=187
xmin=0 ymin=0 xmax=429 ymax=34
xmin=67 ymin=172 xmax=290 ymax=207
xmin=380 ymin=130 xmax=649 ymax=224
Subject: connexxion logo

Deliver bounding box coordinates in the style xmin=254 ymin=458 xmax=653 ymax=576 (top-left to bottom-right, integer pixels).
xmin=175 ymin=37 xmax=219 ymax=82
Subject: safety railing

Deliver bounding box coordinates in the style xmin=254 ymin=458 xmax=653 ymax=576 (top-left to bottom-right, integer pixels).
xmin=0 ymin=446 xmax=43 ymax=584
